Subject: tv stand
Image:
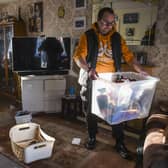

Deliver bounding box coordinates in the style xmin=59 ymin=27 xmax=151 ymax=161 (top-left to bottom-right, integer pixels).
xmin=21 ymin=75 xmax=66 ymax=114
xmin=18 ymin=70 xmax=69 ymax=76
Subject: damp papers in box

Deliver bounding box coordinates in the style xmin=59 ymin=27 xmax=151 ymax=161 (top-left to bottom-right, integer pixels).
xmin=91 ymin=72 xmax=159 ymax=125
xmin=15 ymin=111 xmax=32 ymax=124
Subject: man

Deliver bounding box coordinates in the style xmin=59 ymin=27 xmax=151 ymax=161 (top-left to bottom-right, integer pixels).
xmin=73 ymin=7 xmax=147 ymax=159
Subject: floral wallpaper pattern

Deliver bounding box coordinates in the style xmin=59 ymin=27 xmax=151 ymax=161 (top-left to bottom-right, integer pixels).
xmin=0 ymin=0 xmax=92 ymax=37
xmin=0 ymin=0 xmax=168 ymax=101
xmin=152 ymin=0 xmax=168 ymax=101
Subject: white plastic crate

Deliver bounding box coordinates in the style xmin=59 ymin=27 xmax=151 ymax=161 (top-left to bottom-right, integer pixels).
xmin=15 ymin=111 xmax=32 ymax=124
xmin=9 ymin=123 xmax=55 ymax=164
xmin=92 ymin=72 xmax=159 ymax=125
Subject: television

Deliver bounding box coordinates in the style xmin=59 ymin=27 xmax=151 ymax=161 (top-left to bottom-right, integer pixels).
xmin=12 ymin=36 xmax=71 ymax=75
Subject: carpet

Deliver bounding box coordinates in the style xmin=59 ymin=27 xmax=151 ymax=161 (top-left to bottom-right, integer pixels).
xmin=30 ymin=117 xmax=135 ymax=168
xmin=0 ymin=153 xmax=24 ymax=168
xmin=0 ymin=113 xmax=136 ymax=168
xmin=0 ymin=112 xmax=15 ymax=127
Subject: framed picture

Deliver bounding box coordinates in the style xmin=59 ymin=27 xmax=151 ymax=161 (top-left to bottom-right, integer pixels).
xmin=28 ymin=1 xmax=43 ymax=33
xmin=74 ymin=16 xmax=86 ymax=30
xmin=123 ymin=13 xmax=139 ymax=24
xmin=126 ymin=27 xmax=135 ymax=36
xmin=75 ymin=0 xmax=86 ymax=9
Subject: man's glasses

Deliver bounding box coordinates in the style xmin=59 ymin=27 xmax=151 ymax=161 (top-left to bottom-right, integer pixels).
xmin=100 ymin=19 xmax=115 ymax=27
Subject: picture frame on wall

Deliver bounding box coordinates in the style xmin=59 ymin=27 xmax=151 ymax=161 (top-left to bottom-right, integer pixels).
xmin=74 ymin=16 xmax=86 ymax=30
xmin=126 ymin=27 xmax=135 ymax=36
xmin=28 ymin=1 xmax=43 ymax=33
xmin=123 ymin=13 xmax=139 ymax=24
xmin=75 ymin=0 xmax=86 ymax=9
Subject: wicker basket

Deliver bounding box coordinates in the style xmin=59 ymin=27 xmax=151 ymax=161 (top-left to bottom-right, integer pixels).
xmin=9 ymin=123 xmax=55 ymax=163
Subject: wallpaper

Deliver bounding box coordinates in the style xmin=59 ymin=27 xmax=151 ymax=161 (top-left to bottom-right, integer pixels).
xmin=0 ymin=0 xmax=92 ymax=37
xmin=150 ymin=0 xmax=168 ymax=101
xmin=0 ymin=0 xmax=168 ymax=101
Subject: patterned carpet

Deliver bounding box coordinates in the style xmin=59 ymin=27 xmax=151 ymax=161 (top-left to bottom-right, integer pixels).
xmin=0 ymin=153 xmax=24 ymax=168
xmin=31 ymin=116 xmax=136 ymax=168
xmin=0 ymin=94 xmax=136 ymax=168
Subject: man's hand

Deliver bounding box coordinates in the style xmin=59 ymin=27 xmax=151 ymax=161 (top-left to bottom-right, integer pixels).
xmin=130 ymin=58 xmax=149 ymax=76
xmin=88 ymin=68 xmax=99 ymax=80
xmin=138 ymin=70 xmax=149 ymax=76
xmin=75 ymin=58 xmax=89 ymax=72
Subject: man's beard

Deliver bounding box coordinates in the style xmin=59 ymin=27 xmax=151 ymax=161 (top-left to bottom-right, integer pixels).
xmin=100 ymin=30 xmax=110 ymax=35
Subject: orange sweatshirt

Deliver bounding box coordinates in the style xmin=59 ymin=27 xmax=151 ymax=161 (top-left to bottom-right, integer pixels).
xmin=73 ymin=23 xmax=134 ymax=73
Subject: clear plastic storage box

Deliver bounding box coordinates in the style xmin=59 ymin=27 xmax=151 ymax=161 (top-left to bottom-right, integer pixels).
xmin=92 ymin=72 xmax=159 ymax=125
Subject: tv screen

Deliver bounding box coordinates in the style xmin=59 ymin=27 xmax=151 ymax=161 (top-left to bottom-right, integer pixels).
xmin=12 ymin=37 xmax=71 ymax=75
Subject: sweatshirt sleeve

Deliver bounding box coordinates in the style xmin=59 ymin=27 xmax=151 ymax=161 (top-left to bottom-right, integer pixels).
xmin=121 ymin=38 xmax=134 ymax=64
xmin=73 ymin=33 xmax=88 ymax=62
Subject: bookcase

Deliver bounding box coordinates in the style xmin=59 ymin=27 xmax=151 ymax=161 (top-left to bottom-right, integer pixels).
xmin=0 ymin=20 xmax=26 ymax=100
